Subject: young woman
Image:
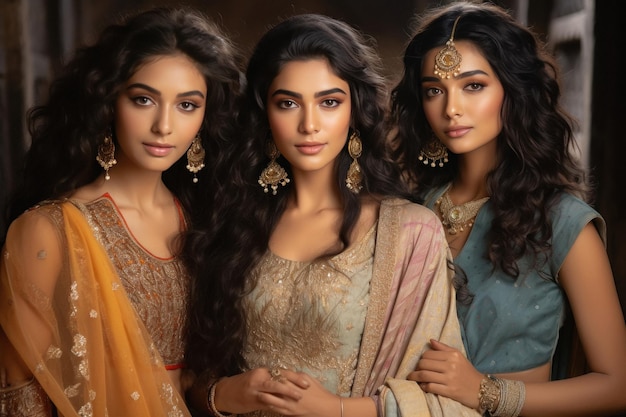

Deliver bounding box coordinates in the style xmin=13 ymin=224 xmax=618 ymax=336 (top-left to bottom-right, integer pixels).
xmin=0 ymin=7 xmax=242 ymax=416
xmin=185 ymin=13 xmax=477 ymax=417
xmin=390 ymin=2 xmax=626 ymax=416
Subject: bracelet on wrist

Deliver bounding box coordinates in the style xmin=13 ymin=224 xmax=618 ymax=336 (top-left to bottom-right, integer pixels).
xmin=340 ymin=396 xmax=344 ymax=417
xmin=478 ymin=374 xmax=525 ymax=417
xmin=206 ymin=378 xmax=231 ymax=417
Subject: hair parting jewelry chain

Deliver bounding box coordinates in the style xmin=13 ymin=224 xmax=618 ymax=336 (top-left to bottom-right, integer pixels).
xmin=434 ymin=14 xmax=463 ymax=79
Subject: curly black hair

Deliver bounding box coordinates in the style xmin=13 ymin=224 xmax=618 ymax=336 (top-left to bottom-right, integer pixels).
xmin=390 ymin=1 xmax=589 ymax=278
xmin=184 ymin=13 xmax=410 ymax=378
xmin=5 ymin=7 xmax=243 ymax=236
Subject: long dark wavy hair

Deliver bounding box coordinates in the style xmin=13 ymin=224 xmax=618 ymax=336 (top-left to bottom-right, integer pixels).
xmin=185 ymin=13 xmax=410 ymax=378
xmin=3 ymin=7 xmax=243 ymax=240
xmin=390 ymin=1 xmax=589 ymax=279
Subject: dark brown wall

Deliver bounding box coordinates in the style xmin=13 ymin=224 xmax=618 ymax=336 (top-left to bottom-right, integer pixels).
xmin=1 ymin=0 xmax=623 ymax=315
xmin=591 ymin=0 xmax=626 ymax=318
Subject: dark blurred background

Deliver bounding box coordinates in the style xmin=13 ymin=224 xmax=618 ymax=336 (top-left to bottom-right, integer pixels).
xmin=0 ymin=0 xmax=624 ymax=393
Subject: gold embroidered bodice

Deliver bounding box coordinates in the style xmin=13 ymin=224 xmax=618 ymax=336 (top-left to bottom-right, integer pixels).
xmin=242 ymin=223 xmax=377 ymax=416
xmin=75 ymin=195 xmax=190 ymax=366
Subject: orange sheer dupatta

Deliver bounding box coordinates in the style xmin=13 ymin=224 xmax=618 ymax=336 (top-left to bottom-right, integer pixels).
xmin=0 ymin=202 xmax=190 ymax=416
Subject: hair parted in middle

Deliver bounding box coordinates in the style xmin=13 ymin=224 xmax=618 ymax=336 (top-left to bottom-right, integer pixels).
xmin=184 ymin=13 xmax=410 ymax=379
xmin=390 ymin=1 xmax=588 ymax=277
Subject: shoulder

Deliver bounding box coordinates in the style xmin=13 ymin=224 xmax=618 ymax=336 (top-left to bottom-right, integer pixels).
xmin=4 ymin=201 xmax=69 ymax=265
xmin=380 ymin=197 xmax=445 ymax=240
xmin=7 ymin=200 xmax=66 ymax=236
xmin=551 ymin=193 xmax=605 ymax=243
xmin=13 ymin=200 xmax=66 ymax=228
xmin=381 ymin=197 xmax=441 ymax=224
xmin=552 ymin=192 xmax=598 ymax=213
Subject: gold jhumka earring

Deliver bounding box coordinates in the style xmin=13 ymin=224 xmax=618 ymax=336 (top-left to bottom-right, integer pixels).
xmin=345 ymin=130 xmax=363 ymax=193
xmin=258 ymin=140 xmax=290 ymax=195
xmin=418 ymin=135 xmax=449 ymax=168
xmin=186 ymin=134 xmax=206 ymax=183
xmin=96 ymin=129 xmax=117 ymax=180
xmin=433 ymin=15 xmax=463 ymax=79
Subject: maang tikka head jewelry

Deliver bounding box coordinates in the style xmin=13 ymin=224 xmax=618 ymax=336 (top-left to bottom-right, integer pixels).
xmin=434 ymin=15 xmax=463 ymax=79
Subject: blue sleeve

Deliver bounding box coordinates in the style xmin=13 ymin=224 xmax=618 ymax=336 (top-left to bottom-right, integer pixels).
xmin=549 ymin=194 xmax=605 ymax=278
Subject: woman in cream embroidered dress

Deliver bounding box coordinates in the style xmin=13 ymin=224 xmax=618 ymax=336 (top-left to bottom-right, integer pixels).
xmin=0 ymin=7 xmax=242 ymax=417
xmin=390 ymin=2 xmax=626 ymax=416
xmin=185 ymin=14 xmax=478 ymax=417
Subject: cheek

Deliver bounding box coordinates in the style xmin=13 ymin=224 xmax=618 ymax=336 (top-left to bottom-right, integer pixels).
xmin=476 ymin=94 xmax=504 ymax=132
xmin=113 ymin=107 xmax=137 ymax=139
xmin=114 ymin=98 xmax=145 ymax=129
xmin=267 ymin=112 xmax=288 ymax=136
xmin=422 ymin=101 xmax=440 ymax=126
xmin=183 ymin=112 xmax=205 ymax=137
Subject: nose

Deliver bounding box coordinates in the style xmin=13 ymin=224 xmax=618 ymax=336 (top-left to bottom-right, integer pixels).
xmin=152 ymin=106 xmax=173 ymax=136
xmin=299 ymin=104 xmax=320 ymax=134
xmin=444 ymin=90 xmax=463 ymax=119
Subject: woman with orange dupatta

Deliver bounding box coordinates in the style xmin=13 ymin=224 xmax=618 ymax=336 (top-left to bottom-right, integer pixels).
xmin=0 ymin=7 xmax=242 ymax=416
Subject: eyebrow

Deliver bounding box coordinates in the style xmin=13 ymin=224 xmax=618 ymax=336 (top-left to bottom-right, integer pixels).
xmin=421 ymin=69 xmax=489 ymax=83
xmin=271 ymin=87 xmax=347 ymax=98
xmin=126 ymin=83 xmax=205 ymax=99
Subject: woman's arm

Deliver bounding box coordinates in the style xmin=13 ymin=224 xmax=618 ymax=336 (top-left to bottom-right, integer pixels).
xmin=187 ymin=367 xmax=313 ymax=416
xmin=410 ymin=223 xmax=626 ymax=416
xmin=520 ymin=223 xmax=626 ymax=416
xmin=0 ymin=209 xmax=63 ymax=417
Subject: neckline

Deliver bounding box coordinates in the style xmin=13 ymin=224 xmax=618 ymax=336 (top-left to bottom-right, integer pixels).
xmin=84 ymin=193 xmax=181 ymax=261
xmin=268 ymin=219 xmax=378 ymax=265
xmin=435 ymin=185 xmax=488 ymax=260
xmin=436 ymin=186 xmax=489 ymax=235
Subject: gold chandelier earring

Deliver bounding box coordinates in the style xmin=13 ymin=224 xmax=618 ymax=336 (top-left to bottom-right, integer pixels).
xmin=258 ymin=140 xmax=290 ymax=195
xmin=186 ymin=134 xmax=206 ymax=183
xmin=96 ymin=129 xmax=117 ymax=180
xmin=346 ymin=130 xmax=363 ymax=193
xmin=418 ymin=135 xmax=449 ymax=168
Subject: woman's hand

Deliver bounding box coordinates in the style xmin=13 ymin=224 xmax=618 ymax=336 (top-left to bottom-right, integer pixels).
xmin=259 ymin=370 xmax=341 ymax=417
xmin=214 ymin=367 xmax=310 ymax=415
xmin=407 ymin=339 xmax=483 ymax=410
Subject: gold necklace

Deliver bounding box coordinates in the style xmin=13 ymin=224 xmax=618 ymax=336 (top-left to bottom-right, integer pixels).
xmin=436 ymin=188 xmax=489 ymax=235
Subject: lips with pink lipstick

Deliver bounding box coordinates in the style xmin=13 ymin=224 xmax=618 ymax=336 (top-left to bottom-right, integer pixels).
xmin=143 ymin=142 xmax=175 ymax=157
xmin=295 ymin=142 xmax=325 ymax=155
xmin=445 ymin=126 xmax=472 ymax=138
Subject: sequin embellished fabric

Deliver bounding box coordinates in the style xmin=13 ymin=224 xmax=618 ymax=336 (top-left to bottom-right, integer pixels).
xmin=75 ymin=195 xmax=189 ymax=365
xmin=243 ymin=222 xmax=376 ymax=408
xmin=0 ymin=199 xmax=191 ymax=416
xmin=238 ymin=199 xmax=478 ymax=417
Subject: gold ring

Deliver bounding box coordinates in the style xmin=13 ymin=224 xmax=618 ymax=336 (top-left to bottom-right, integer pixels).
xmin=269 ymin=368 xmax=285 ymax=383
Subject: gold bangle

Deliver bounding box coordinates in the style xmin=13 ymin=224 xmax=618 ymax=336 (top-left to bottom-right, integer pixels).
xmin=493 ymin=378 xmax=525 ymax=417
xmin=478 ymin=374 xmax=499 ymax=414
xmin=207 ymin=378 xmax=231 ymax=417
xmin=478 ymin=375 xmax=525 ymax=417
xmin=340 ymin=397 xmax=344 ymax=417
